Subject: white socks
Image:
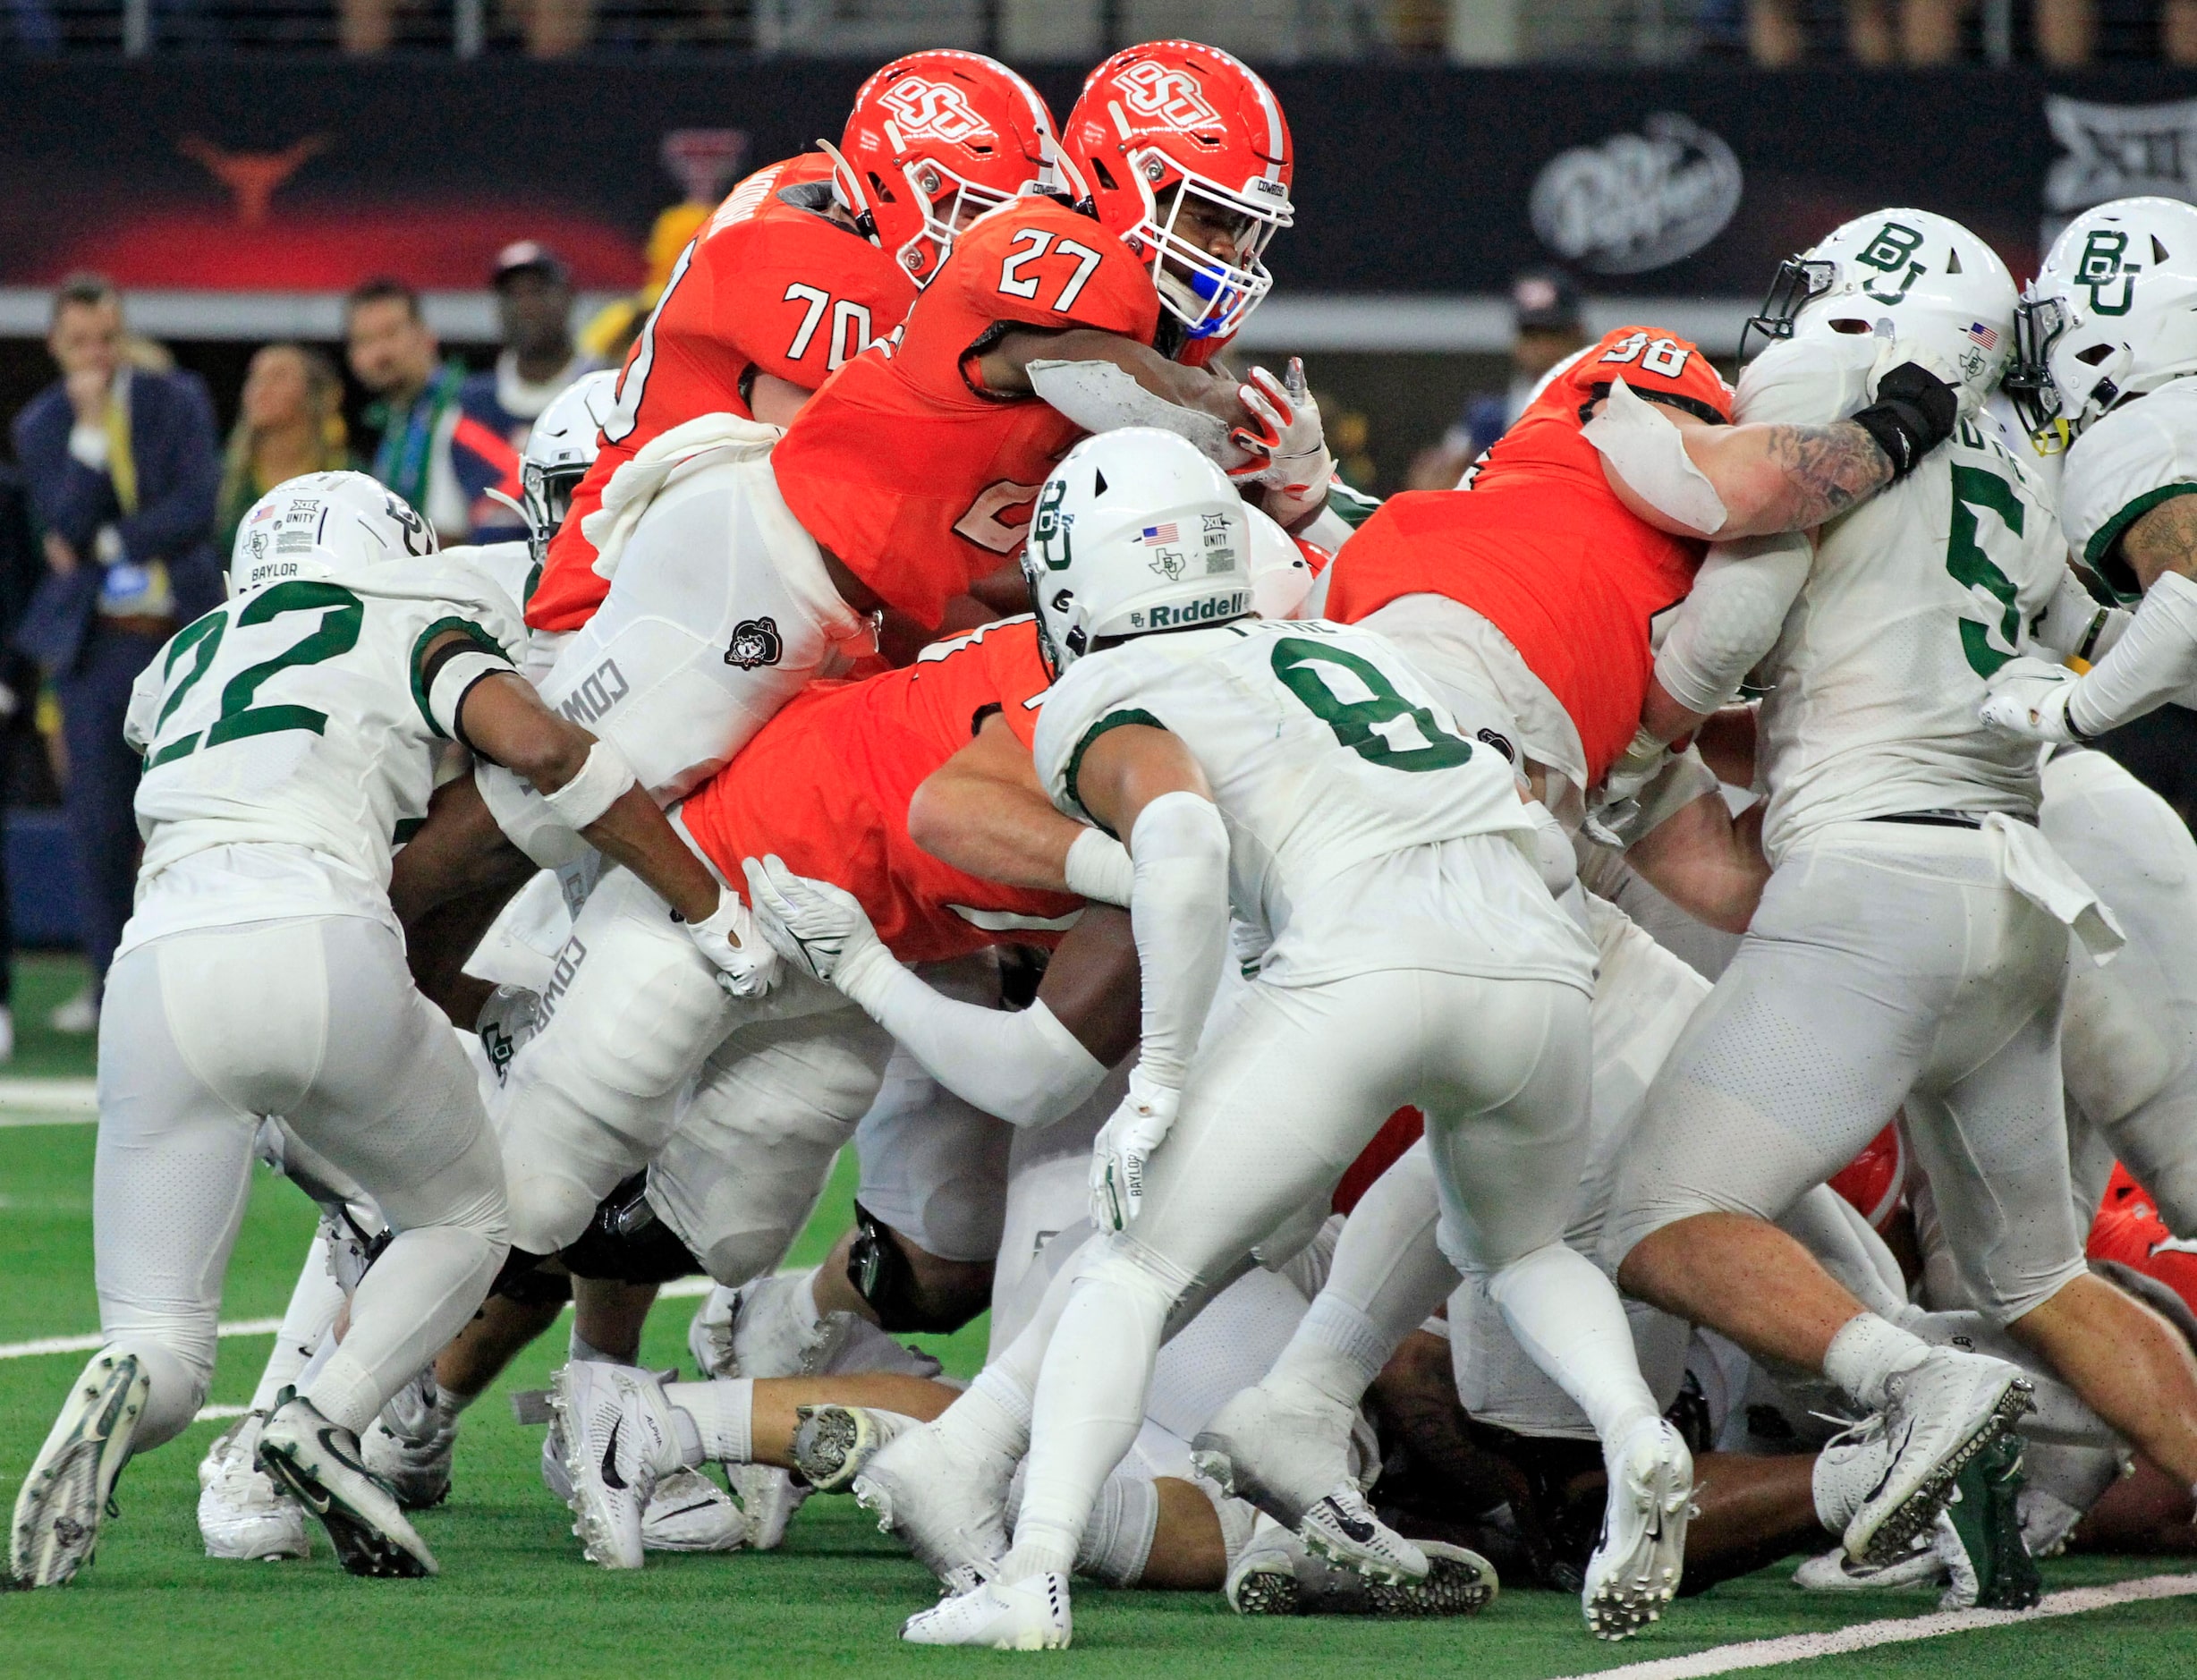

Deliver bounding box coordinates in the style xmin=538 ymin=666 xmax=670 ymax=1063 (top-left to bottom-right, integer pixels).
xmin=1288 ymin=1294 xmax=1397 ymax=1410
xmin=250 ymin=1226 xmax=347 ymax=1413
xmin=1823 ymin=1312 xmax=1930 ymax=1412
xmin=1485 ymin=1243 xmax=1661 ymax=1447
xmin=663 ymin=1378 xmax=754 ymax=1467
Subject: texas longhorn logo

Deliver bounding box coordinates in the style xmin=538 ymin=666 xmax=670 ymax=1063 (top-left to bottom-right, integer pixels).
xmin=1113 ymin=61 xmax=1219 ymax=130
xmin=878 ymin=75 xmax=992 ymax=144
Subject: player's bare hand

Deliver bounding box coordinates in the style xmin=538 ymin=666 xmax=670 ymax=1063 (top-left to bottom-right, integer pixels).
xmin=741 ymin=854 xmax=888 ymax=988
xmin=1090 ymin=1075 xmax=1181 ymax=1234
xmin=685 ymin=886 xmax=780 ymax=999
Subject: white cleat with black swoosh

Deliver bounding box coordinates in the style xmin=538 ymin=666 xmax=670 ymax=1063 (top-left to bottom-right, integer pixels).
xmin=546 ymin=1361 xmax=684 ymax=1570
xmin=1294 ymin=1483 xmax=1429 ymax=1585
xmin=10 ymin=1348 xmax=148 ymax=1588
xmin=1844 ymin=1349 xmax=2033 ymax=1567
xmin=1582 ymin=1417 xmax=1693 ymax=1639
xmin=258 ymin=1390 xmax=437 ymax=1579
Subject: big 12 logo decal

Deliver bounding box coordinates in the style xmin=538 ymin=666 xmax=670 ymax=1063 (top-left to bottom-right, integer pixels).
xmin=1113 ymin=61 xmax=1219 ymax=130
xmin=878 ymin=75 xmax=992 ymax=145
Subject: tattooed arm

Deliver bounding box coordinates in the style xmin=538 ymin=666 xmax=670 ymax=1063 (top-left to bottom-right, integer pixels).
xmin=1599 ymin=403 xmax=1895 ymax=541
xmin=2121 ymin=491 xmax=2197 ymax=593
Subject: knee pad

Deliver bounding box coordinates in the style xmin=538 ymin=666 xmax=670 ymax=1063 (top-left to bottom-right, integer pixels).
xmin=846 ymin=1201 xmax=985 ymax=1335
xmin=504 ymin=1168 xmax=601 ymax=1259
xmin=104 ymin=1336 xmax=210 ymax=1455
xmin=490 ymin=1247 xmax=573 ymax=1307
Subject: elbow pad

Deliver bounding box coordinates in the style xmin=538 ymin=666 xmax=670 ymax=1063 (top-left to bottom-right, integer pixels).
xmin=1583 ymin=378 xmax=1729 ymax=536
xmin=1849 ymin=361 xmax=1959 ymax=481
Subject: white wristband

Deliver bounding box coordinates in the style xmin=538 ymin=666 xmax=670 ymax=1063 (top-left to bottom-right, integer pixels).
xmin=1065 ymin=826 xmax=1135 ymax=907
xmin=539 ymin=737 xmax=638 ymax=830
xmin=428 ymin=649 xmax=514 ymax=742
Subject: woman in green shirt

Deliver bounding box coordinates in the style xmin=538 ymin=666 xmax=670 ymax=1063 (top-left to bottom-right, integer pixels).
xmin=214 ymin=343 xmax=352 ymax=562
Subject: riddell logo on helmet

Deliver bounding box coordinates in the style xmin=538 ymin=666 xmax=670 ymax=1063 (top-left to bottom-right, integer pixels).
xmin=1114 ymin=63 xmax=1219 ymax=130
xmin=1132 ymin=590 xmax=1250 ymax=630
xmin=878 ymin=76 xmax=993 ymax=144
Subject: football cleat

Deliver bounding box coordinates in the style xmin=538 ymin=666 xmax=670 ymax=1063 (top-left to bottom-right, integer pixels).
xmin=1192 ymin=1376 xmax=1358 ymax=1530
xmin=1582 ymin=1416 xmax=1693 ymax=1640
xmin=360 ymin=1368 xmax=457 ymax=1510
xmin=1793 ymin=1537 xmax=1945 ymax=1591
xmin=258 ymin=1391 xmax=437 ymax=1578
xmin=1225 ymin=1515 xmax=1305 ymax=1616
xmin=901 ymin=1571 xmax=1073 ymax=1650
xmin=1936 ymin=1431 xmax=2040 ymax=1612
xmin=198 ymin=1413 xmax=310 ymax=1562
xmin=1294 ymin=1483 xmax=1428 ymax=1585
xmin=1362 ymin=1542 xmax=1499 ymax=1617
xmin=852 ymin=1415 xmax=1014 ymax=1590
xmin=546 ymin=1360 xmax=683 ymax=1570
xmin=10 ymin=1348 xmax=148 ymax=1587
xmin=1845 ymin=1350 xmax=2032 ymax=1566
xmin=641 ymin=1467 xmax=751 ymax=1552
xmin=791 ymin=1404 xmax=917 ymax=1495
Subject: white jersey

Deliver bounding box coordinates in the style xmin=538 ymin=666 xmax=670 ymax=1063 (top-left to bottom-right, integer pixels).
xmin=1031 ymin=616 xmax=1595 ymax=990
xmin=123 ymin=558 xmax=523 ymax=946
xmin=2058 ymin=377 xmax=2197 ymax=586
xmin=1739 ymin=337 xmax=2077 ymax=858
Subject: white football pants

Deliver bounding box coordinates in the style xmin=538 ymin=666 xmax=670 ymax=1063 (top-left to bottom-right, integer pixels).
xmin=534 ymin=455 xmax=869 ymax=805
xmin=1602 ymin=822 xmax=2089 ymax=1324
xmin=2043 ymin=747 xmax=2197 ymax=1235
xmin=493 ymin=864 xmax=890 ymax=1280
xmin=95 ymin=913 xmax=508 ymax=1448
xmin=1004 ymin=964 xmax=1660 ymax=1573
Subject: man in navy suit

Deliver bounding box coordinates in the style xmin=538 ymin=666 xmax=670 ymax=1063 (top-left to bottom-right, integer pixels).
xmin=12 ymin=275 xmax=222 ymax=1027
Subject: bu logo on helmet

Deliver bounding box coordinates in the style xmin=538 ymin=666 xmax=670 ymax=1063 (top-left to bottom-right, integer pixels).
xmin=1113 ymin=62 xmax=1219 ymax=130
xmin=878 ymin=76 xmax=992 ymax=144
xmin=2075 ymin=228 xmax=2137 ymax=317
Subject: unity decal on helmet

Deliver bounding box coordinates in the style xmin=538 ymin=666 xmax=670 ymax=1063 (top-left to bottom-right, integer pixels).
xmin=1112 ymin=62 xmax=1220 ymax=130
xmin=878 ymin=76 xmax=994 ymax=145
xmin=724 ymin=616 xmax=785 ymax=670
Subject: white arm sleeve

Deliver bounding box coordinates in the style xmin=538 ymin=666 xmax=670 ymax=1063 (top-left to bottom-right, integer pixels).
xmin=2066 ymin=568 xmax=2197 ymax=739
xmin=1652 ymin=531 xmax=1812 ymax=717
xmin=829 ymin=949 xmax=1107 ymax=1128
xmin=2033 ymin=566 xmax=2127 ymax=665
xmin=1124 ymin=789 xmax=1232 ymax=1093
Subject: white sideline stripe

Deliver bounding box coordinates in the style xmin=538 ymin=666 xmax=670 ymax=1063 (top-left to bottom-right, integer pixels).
xmin=195 ymin=1404 xmax=250 ymax=1422
xmin=0 ymin=1277 xmax=715 ymax=1359
xmin=0 ymin=1077 xmax=100 ymax=1121
xmin=1548 ymin=1573 xmax=2197 ymax=1680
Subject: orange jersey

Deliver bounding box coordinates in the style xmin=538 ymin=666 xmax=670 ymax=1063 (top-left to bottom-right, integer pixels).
xmin=1325 ymin=327 xmax=1734 ymax=785
xmin=772 ymin=195 xmax=1162 ymax=629
xmin=680 ymin=616 xmax=1075 ymax=964
xmin=529 ymin=155 xmax=920 ymax=632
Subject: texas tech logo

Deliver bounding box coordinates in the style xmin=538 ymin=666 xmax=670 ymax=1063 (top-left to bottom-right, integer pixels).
xmin=725 ymin=615 xmax=784 ymax=670
xmin=1114 ymin=62 xmax=1219 ymax=130
xmin=878 ymin=74 xmax=992 ymax=144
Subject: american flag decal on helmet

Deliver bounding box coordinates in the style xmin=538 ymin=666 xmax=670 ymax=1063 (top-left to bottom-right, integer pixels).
xmin=1140 ymin=522 xmax=1180 ymax=544
xmin=1966 ymin=322 xmax=2000 ymax=351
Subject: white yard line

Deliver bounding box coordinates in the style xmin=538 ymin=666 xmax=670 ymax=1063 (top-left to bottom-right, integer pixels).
xmin=1548 ymin=1573 xmax=2197 ymax=1680
xmin=0 ymin=1078 xmax=99 ymax=1124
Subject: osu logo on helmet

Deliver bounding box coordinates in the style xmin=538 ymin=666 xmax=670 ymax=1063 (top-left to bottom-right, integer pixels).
xmin=877 ymin=75 xmax=993 ymax=145
xmin=1112 ymin=61 xmax=1220 ymax=129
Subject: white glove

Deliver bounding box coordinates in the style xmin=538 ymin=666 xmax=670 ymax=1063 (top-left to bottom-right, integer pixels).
xmin=1090 ymin=1075 xmax=1181 ymax=1234
xmin=740 ymin=853 xmax=890 ymax=989
xmin=1979 ymin=655 xmax=2081 ymax=744
xmin=1229 ymin=359 xmax=1335 ymax=522
xmin=684 ymin=886 xmax=780 ymax=1000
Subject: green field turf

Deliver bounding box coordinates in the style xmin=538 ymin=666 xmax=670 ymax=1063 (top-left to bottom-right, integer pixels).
xmin=4 ymin=1090 xmax=2194 ymax=1678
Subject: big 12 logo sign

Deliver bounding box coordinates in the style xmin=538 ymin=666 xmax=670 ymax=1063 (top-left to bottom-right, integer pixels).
xmin=878 ymin=75 xmax=991 ymax=144
xmin=1113 ymin=61 xmax=1218 ymax=129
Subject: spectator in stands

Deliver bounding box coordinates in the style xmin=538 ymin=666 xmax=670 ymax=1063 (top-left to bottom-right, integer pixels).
xmin=1748 ymin=0 xmax=2195 ymax=65
xmin=345 ymin=276 xmax=520 ymax=545
xmin=461 ymin=242 xmax=594 ymax=540
xmin=1405 ymin=268 xmax=1587 ymax=491
xmin=213 ymin=343 xmax=351 ymax=559
xmin=9 ymin=275 xmax=221 ymax=1034
xmin=581 ymin=200 xmax=711 ymax=367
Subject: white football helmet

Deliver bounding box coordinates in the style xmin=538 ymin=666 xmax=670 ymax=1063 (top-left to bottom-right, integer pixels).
xmin=228 ymin=470 xmax=436 ymax=598
xmin=2006 ymin=197 xmax=2197 ymax=439
xmin=1244 ymin=503 xmax=1315 ymax=620
xmin=1741 ymin=208 xmax=2016 ymax=409
xmin=1022 ymin=428 xmax=1254 ymax=676
xmin=514 ymin=369 xmax=617 ymax=568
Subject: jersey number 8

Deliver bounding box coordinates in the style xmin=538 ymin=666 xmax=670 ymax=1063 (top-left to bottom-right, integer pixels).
xmin=1271 ymin=638 xmax=1474 ymax=773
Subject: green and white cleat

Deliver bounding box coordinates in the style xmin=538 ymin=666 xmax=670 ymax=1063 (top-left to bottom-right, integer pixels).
xmin=10 ymin=1349 xmax=148 ymax=1587
xmin=258 ymin=1390 xmax=437 ymax=1578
